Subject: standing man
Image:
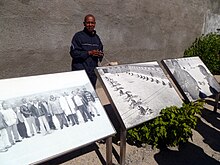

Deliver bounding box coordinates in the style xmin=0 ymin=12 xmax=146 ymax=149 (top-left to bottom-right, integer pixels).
xmin=72 ymin=89 xmax=93 ymax=123
xmin=48 ymin=95 xmax=69 ymax=130
xmin=41 ymin=98 xmax=57 ymax=130
xmin=70 ymin=14 xmax=104 ymax=88
xmin=30 ymin=98 xmax=51 ymax=135
xmin=0 ymin=108 xmax=11 ymax=152
xmin=59 ymin=92 xmax=79 ymax=126
xmin=82 ymin=87 xmax=100 ymax=117
xmin=20 ymin=98 xmax=39 ymax=136
xmin=1 ymin=101 xmax=22 ymax=145
xmin=171 ymin=59 xmax=201 ymax=100
xmin=13 ymin=106 xmax=30 ymax=139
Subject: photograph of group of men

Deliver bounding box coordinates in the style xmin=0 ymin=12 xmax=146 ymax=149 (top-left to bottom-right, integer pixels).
xmin=163 ymin=57 xmax=220 ymax=102
xmin=0 ymin=86 xmax=100 ymax=152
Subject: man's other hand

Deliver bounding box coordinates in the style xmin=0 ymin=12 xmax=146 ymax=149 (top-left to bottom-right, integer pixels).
xmin=88 ymin=50 xmax=104 ymax=57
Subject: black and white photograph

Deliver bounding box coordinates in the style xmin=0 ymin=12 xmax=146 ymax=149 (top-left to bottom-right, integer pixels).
xmin=0 ymin=71 xmax=115 ymax=165
xmin=96 ymin=62 xmax=183 ymax=129
xmin=162 ymin=56 xmax=220 ymax=102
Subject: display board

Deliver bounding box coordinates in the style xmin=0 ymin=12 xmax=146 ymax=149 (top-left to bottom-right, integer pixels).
xmin=96 ymin=61 xmax=183 ymax=129
xmin=162 ymin=56 xmax=220 ymax=102
xmin=0 ymin=71 xmax=115 ymax=165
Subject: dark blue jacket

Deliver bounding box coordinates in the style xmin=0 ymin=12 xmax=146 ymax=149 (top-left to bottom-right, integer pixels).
xmin=70 ymin=28 xmax=103 ymax=86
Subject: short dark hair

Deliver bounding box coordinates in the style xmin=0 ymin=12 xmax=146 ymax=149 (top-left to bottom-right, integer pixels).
xmin=84 ymin=14 xmax=95 ymax=22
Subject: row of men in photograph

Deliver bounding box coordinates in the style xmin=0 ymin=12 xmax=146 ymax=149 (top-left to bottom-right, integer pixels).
xmin=0 ymin=87 xmax=100 ymax=152
xmin=104 ymin=73 xmax=153 ymax=117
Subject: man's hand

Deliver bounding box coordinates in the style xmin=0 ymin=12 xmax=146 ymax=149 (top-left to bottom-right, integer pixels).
xmin=88 ymin=50 xmax=104 ymax=57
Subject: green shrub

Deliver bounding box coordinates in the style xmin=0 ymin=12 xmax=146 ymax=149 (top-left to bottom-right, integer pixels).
xmin=184 ymin=33 xmax=220 ymax=75
xmin=127 ymin=101 xmax=204 ymax=149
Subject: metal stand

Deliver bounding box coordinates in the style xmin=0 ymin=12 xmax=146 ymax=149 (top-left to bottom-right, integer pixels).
xmin=120 ymin=129 xmax=127 ymax=165
xmin=106 ymin=136 xmax=113 ymax=165
xmin=213 ymin=93 xmax=220 ymax=112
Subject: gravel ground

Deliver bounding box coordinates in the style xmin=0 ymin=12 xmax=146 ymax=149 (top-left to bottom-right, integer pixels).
xmin=45 ymin=87 xmax=220 ymax=165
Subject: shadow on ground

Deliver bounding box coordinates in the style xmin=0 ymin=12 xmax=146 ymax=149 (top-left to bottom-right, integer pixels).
xmin=196 ymin=108 xmax=220 ymax=152
xmin=107 ymin=104 xmax=220 ymax=165
xmin=155 ymin=107 xmax=220 ymax=165
xmin=154 ymin=142 xmax=219 ymax=165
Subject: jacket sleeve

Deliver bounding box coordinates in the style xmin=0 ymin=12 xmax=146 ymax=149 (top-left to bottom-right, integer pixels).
xmin=70 ymin=34 xmax=90 ymax=61
xmin=30 ymin=106 xmax=37 ymax=117
xmin=97 ymin=35 xmax=104 ymax=62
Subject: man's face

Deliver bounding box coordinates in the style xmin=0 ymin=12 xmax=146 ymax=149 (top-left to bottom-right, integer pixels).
xmin=198 ymin=66 xmax=207 ymax=75
xmin=172 ymin=60 xmax=180 ymax=68
xmin=84 ymin=16 xmax=96 ymax=32
xmin=2 ymin=102 xmax=8 ymax=110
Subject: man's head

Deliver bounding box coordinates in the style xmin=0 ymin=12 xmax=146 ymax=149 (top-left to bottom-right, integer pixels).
xmin=2 ymin=101 xmax=9 ymax=110
xmin=33 ymin=98 xmax=38 ymax=104
xmin=50 ymin=95 xmax=55 ymax=101
xmin=198 ymin=65 xmax=208 ymax=76
xmin=171 ymin=59 xmax=181 ymax=68
xmin=83 ymin=14 xmax=96 ymax=33
xmin=22 ymin=98 xmax=27 ymax=104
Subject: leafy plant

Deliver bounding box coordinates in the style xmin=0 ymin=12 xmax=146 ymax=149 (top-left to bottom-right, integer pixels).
xmin=184 ymin=33 xmax=220 ymax=75
xmin=127 ymin=101 xmax=204 ymax=149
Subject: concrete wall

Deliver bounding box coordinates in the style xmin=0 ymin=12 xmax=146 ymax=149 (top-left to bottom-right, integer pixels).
xmin=0 ymin=0 xmax=219 ymax=80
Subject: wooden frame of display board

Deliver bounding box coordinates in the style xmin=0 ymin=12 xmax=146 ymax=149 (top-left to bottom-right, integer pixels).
xmin=0 ymin=70 xmax=115 ymax=165
xmin=95 ymin=61 xmax=183 ymax=165
xmin=161 ymin=56 xmax=220 ymax=112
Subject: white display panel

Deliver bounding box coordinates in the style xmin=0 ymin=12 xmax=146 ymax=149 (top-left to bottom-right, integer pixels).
xmin=162 ymin=56 xmax=220 ymax=102
xmin=96 ymin=61 xmax=183 ymax=129
xmin=0 ymin=71 xmax=115 ymax=165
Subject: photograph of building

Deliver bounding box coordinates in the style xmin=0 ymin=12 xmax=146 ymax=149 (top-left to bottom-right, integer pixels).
xmin=96 ymin=61 xmax=183 ymax=129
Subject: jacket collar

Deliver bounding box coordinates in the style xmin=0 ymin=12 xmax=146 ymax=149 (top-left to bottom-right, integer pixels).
xmin=83 ymin=27 xmax=96 ymax=36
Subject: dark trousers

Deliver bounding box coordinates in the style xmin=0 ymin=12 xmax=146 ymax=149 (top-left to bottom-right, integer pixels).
xmin=78 ymin=105 xmax=93 ymax=122
xmin=55 ymin=113 xmax=68 ymax=129
xmin=17 ymin=120 xmax=29 ymax=138
xmin=68 ymin=114 xmax=79 ymax=125
xmin=88 ymin=75 xmax=97 ymax=89
xmin=46 ymin=115 xmax=56 ymax=130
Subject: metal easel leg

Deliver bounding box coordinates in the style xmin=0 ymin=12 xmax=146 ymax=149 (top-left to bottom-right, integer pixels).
xmin=120 ymin=130 xmax=127 ymax=165
xmin=106 ymin=137 xmax=112 ymax=165
xmin=213 ymin=93 xmax=220 ymax=113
